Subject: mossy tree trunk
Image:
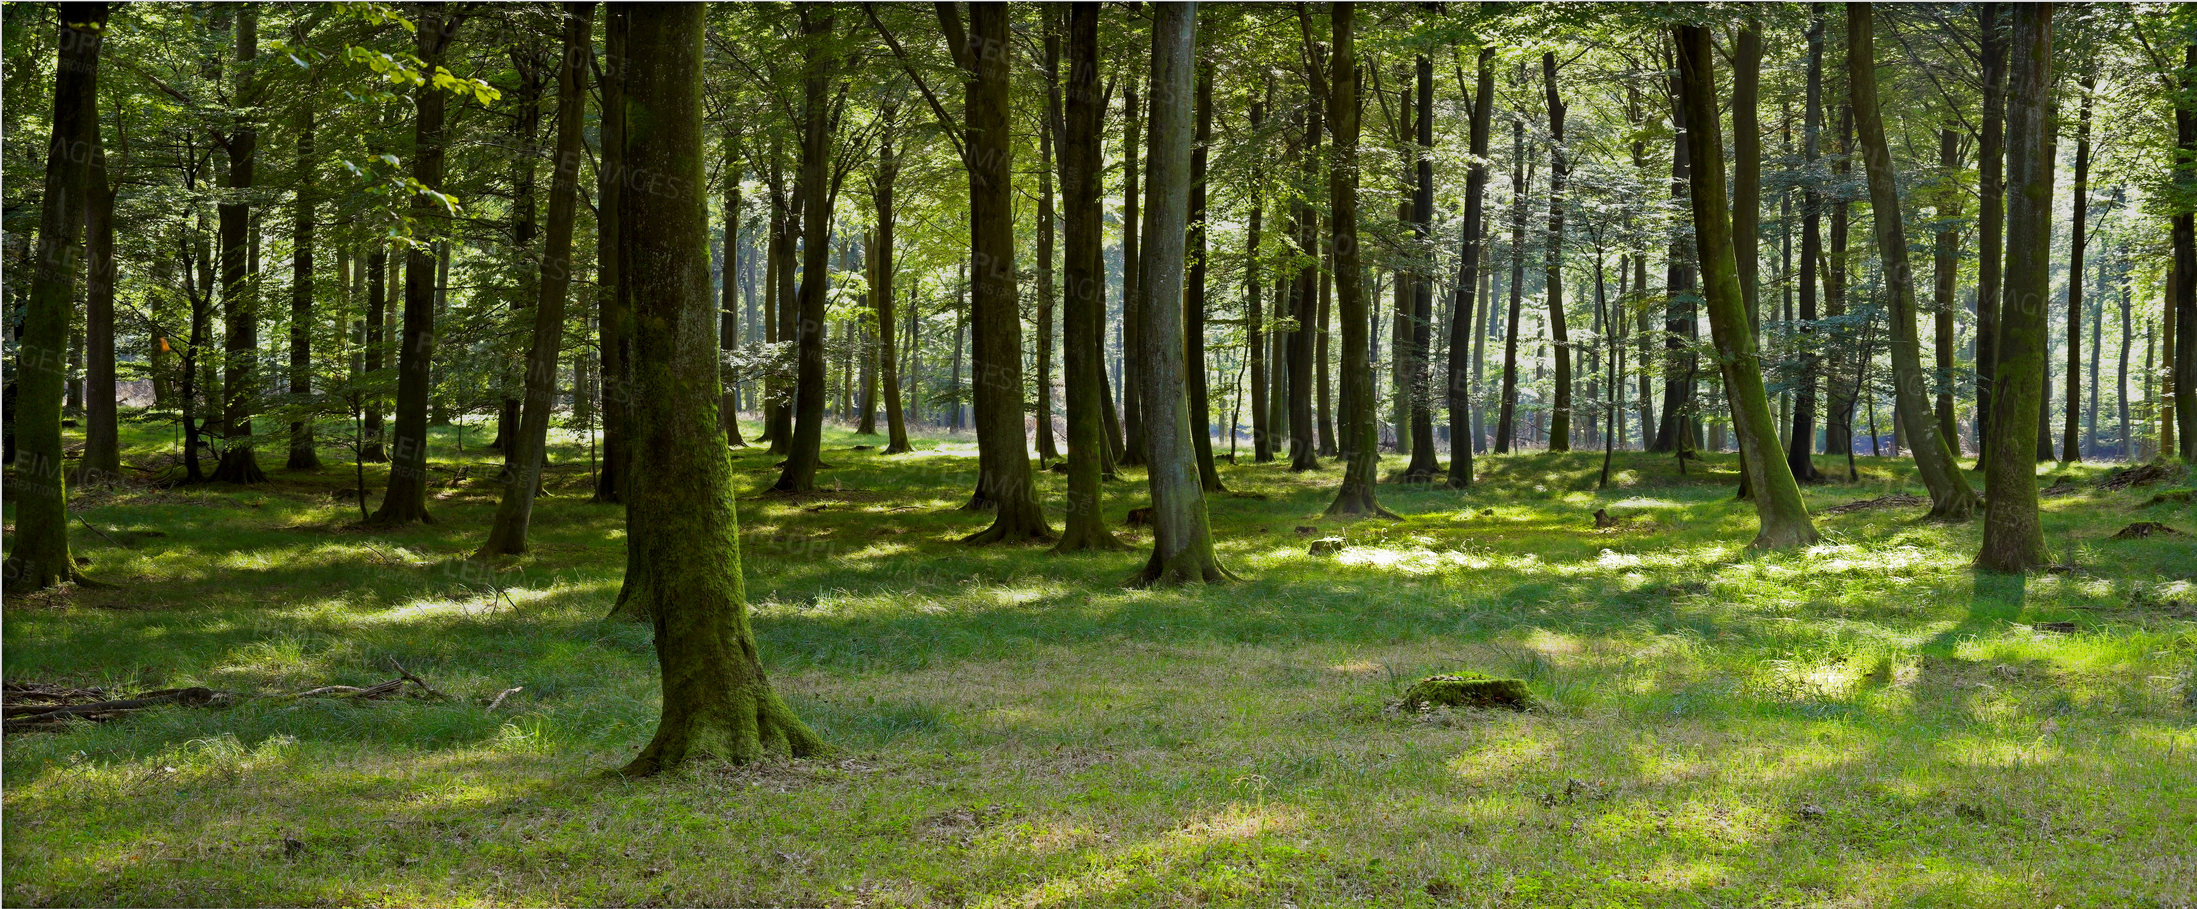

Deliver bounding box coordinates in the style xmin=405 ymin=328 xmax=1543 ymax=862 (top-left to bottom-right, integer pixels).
xmin=1978 ymin=5 xmax=2055 ymax=572
xmin=722 ymin=120 xmax=747 ymax=449
xmin=1322 ymin=3 xmax=1394 ymax=519
xmin=1186 ymin=61 xmax=1223 ymax=493
xmin=5 ymin=2 xmax=107 ymax=591
xmin=1053 ymin=3 xmax=1127 ymax=555
xmin=617 ymin=2 xmax=821 ymax=776
xmin=212 ymin=8 xmax=267 ymax=486
xmin=1674 ymin=24 xmax=1819 ymax=550
xmin=1446 ymin=49 xmax=1493 ymax=489
xmin=593 ymin=7 xmax=628 ymax=504
xmin=1034 ymin=12 xmax=1062 ymax=465
xmin=1848 ymin=5 xmax=1979 ymax=522
xmin=370 ymin=4 xmax=462 ymax=526
xmin=1120 ymin=84 xmax=1145 ymax=469
xmin=477 ymin=1 xmax=591 ymax=559
xmin=1133 ymin=3 xmax=1232 ymax=584
xmin=78 ymin=128 xmax=122 ymax=483
xmin=2174 ymin=44 xmax=2197 ymax=464
xmin=874 ymin=108 xmax=912 ymax=455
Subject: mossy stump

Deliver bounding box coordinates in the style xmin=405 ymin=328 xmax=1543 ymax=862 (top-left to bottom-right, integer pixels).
xmin=1401 ymin=673 xmax=1534 ymax=712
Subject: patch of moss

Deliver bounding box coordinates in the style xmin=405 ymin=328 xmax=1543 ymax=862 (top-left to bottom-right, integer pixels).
xmin=1401 ymin=673 xmax=1534 ymax=712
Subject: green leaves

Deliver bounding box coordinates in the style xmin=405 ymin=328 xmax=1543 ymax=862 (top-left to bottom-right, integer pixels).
xmin=342 ymin=47 xmax=498 ymax=107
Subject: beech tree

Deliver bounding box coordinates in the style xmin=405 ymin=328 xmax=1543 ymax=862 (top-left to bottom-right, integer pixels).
xmin=1977 ymin=4 xmax=2054 ymax=572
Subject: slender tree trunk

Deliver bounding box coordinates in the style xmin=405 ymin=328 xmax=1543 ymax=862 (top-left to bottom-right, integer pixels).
xmin=1975 ymin=2 xmax=2009 ymax=463
xmin=6 ymin=3 xmax=106 ymax=589
xmin=1497 ymin=116 xmax=1525 ymax=454
xmin=616 ymin=3 xmax=820 ymax=775
xmin=1978 ymin=4 xmax=2055 ymax=572
xmin=1675 ymin=24 xmax=1819 ymax=549
xmin=1849 ymin=5 xmax=1979 ymax=520
xmin=952 ymin=4 xmax=1053 ymax=542
xmin=1288 ymin=100 xmax=1321 ymax=471
xmin=1448 ymin=50 xmax=1493 ymax=488
xmin=2174 ymin=45 xmax=2197 ymax=463
xmin=1186 ymin=61 xmax=1223 ymax=491
xmin=370 ymin=4 xmax=461 ymax=524
xmin=1401 ymin=54 xmax=1441 ymax=479
xmin=212 ymin=8 xmax=267 ymax=484
xmin=1824 ymin=105 xmax=1858 ymax=470
xmin=2119 ymin=276 xmax=2132 ymax=456
xmin=1935 ymin=123 xmax=1962 ymax=447
xmin=1120 ymin=84 xmax=1146 ymax=467
xmin=362 ymin=245 xmax=388 ymax=462
xmin=2060 ymin=72 xmax=2093 ymax=462
xmin=1541 ymin=52 xmax=1572 ymax=453
xmin=78 ymin=126 xmax=120 ymax=482
xmin=287 ymin=102 xmax=322 ymax=471
xmin=1316 ymin=241 xmax=1335 ymax=457
xmin=876 ymin=111 xmax=911 ymax=454
xmin=477 ymin=2 xmax=591 ymax=558
xmin=1248 ymin=94 xmax=1271 ymax=464
xmin=722 ymin=123 xmax=748 ymax=448
xmin=1654 ymin=55 xmax=1699 ymax=456
xmin=1134 ymin=3 xmax=1232 ymax=583
xmin=1732 ymin=24 xmax=1762 ymax=498
xmin=593 ymin=8 xmax=628 ymax=500
xmin=1035 ymin=13 xmax=1062 ymax=463
xmin=496 ymin=48 xmax=544 ymax=458
xmin=774 ymin=9 xmax=834 ymax=494
xmin=1055 ymin=2 xmax=1127 ymax=553
xmin=1323 ymin=3 xmax=1392 ymax=518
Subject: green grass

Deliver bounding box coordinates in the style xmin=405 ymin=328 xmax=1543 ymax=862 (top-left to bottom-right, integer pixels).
xmin=6 ymin=415 xmax=2196 ymax=907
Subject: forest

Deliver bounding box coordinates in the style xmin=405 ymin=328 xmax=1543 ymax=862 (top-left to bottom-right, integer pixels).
xmin=3 ymin=1 xmax=2195 ymax=906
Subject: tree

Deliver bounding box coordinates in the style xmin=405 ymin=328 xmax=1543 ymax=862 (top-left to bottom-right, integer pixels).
xmin=211 ymin=7 xmax=267 ymax=485
xmin=1974 ymin=2 xmax=2008 ymax=463
xmin=873 ymin=104 xmax=912 ymax=455
xmin=286 ymin=78 xmax=322 ymax=472
xmin=76 ymin=121 xmax=120 ymax=483
xmin=6 ymin=2 xmax=108 ymax=590
xmin=1542 ymin=51 xmax=1572 ymax=453
xmin=617 ymin=2 xmax=822 ymax=776
xmin=2175 ymin=43 xmax=2197 ymax=464
xmin=1186 ymin=60 xmax=1223 ymax=493
xmin=1322 ymin=2 xmax=1392 ymax=519
xmin=1496 ymin=113 xmax=1526 ymax=454
xmin=1132 ymin=2 xmax=1232 ymax=585
xmin=1053 ymin=1 xmax=1128 ymax=555
xmin=772 ymin=8 xmax=836 ymax=495
xmin=1977 ymin=3 xmax=2054 ymax=573
xmin=370 ymin=4 xmax=464 ymax=526
xmin=722 ymin=121 xmax=748 ymax=449
xmin=1674 ymin=23 xmax=1818 ymax=549
xmin=1445 ymin=48 xmax=1493 ymax=490
xmin=1400 ymin=53 xmax=1441 ymax=480
xmin=2061 ymin=68 xmax=2092 ymax=464
xmin=478 ymin=1 xmax=593 ymax=558
xmin=1848 ymin=3 xmax=1979 ymax=521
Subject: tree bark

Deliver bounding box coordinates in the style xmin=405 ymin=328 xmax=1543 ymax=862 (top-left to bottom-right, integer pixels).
xmin=616 ymin=3 xmax=821 ymax=775
xmin=2061 ymin=70 xmax=2093 ymax=462
xmin=723 ymin=121 xmax=748 ymax=449
xmin=1975 ymin=2 xmax=2008 ymax=463
xmin=1187 ymin=60 xmax=1223 ymax=492
xmin=1400 ymin=54 xmax=1441 ymax=479
xmin=78 ymin=124 xmax=121 ymax=482
xmin=1541 ymin=52 xmax=1572 ymax=453
xmin=1288 ymin=97 xmax=1320 ymax=471
xmin=1248 ymin=93 xmax=1271 ymax=464
xmin=1934 ymin=123 xmax=1962 ymax=447
xmin=1120 ymin=83 xmax=1146 ymax=467
xmin=773 ymin=8 xmax=834 ymax=494
xmin=2175 ymin=44 xmax=2197 ymax=463
xmin=1674 ymin=24 xmax=1820 ymax=549
xmin=1035 ymin=11 xmax=1062 ymax=464
xmin=212 ymin=8 xmax=267 ymax=485
xmin=6 ymin=2 xmax=107 ymax=589
xmin=477 ymin=2 xmax=591 ymax=558
xmin=1054 ymin=2 xmax=1127 ymax=554
xmin=1497 ymin=115 xmax=1526 ymax=454
xmin=1849 ymin=4 xmax=1979 ymax=521
xmin=875 ymin=109 xmax=911 ymax=454
xmin=1447 ymin=49 xmax=1493 ymax=488
xmin=288 ymin=98 xmax=322 ymax=471
xmin=370 ymin=5 xmax=461 ymax=524
xmin=1977 ymin=4 xmax=2054 ymax=572
xmin=1322 ymin=3 xmax=1392 ymax=519
xmin=1132 ymin=3 xmax=1232 ymax=584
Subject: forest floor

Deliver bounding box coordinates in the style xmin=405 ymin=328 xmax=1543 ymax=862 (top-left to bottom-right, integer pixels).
xmin=4 ymin=416 xmax=2195 ymax=908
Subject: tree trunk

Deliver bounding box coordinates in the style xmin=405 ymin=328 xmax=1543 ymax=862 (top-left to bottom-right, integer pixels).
xmin=773 ymin=8 xmax=834 ymax=494
xmin=78 ymin=125 xmax=121 ymax=482
xmin=1935 ymin=123 xmax=1962 ymax=447
xmin=723 ymin=122 xmax=748 ymax=448
xmin=287 ymin=100 xmax=322 ymax=471
xmin=370 ymin=4 xmax=460 ymax=524
xmin=593 ymin=8 xmax=628 ymax=501
xmin=1186 ymin=61 xmax=1223 ymax=492
xmin=1731 ymin=24 xmax=1761 ymax=498
xmin=1133 ymin=4 xmax=1232 ymax=583
xmin=496 ymin=47 xmax=545 ymax=459
xmin=1496 ymin=115 xmax=1526 ymax=454
xmin=477 ymin=1 xmax=591 ymax=558
xmin=1288 ymin=100 xmax=1320 ymax=471
xmin=6 ymin=3 xmax=106 ymax=589
xmin=1054 ymin=2 xmax=1127 ymax=554
xmin=1248 ymin=94 xmax=1271 ymax=464
xmin=1035 ymin=13 xmax=1062 ymax=463
xmin=1674 ymin=24 xmax=1819 ymax=550
xmin=1119 ymin=84 xmax=1146 ymax=467
xmin=1541 ymin=52 xmax=1572 ymax=454
xmin=2059 ymin=71 xmax=2093 ymax=462
xmin=952 ymin=4 xmax=1053 ymax=543
xmin=875 ymin=111 xmax=911 ymax=454
xmin=1849 ymin=5 xmax=1979 ymax=521
xmin=1448 ymin=49 xmax=1493 ymax=488
xmin=1977 ymin=4 xmax=2054 ymax=572
xmin=1401 ymin=54 xmax=1441 ymax=479
xmin=1788 ymin=12 xmax=1827 ymax=480
xmin=616 ymin=3 xmax=821 ymax=775
xmin=1824 ymin=105 xmax=1857 ymax=471
xmin=1975 ymin=2 xmax=2009 ymax=463
xmin=1653 ymin=54 xmax=1699 ymax=456
xmin=212 ymin=8 xmax=268 ymax=485
xmin=1322 ymin=3 xmax=1392 ymax=518
xmin=2175 ymin=44 xmax=2197 ymax=464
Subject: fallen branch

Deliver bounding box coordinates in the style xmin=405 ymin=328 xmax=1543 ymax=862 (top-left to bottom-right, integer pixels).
xmin=486 ymin=686 xmax=524 ymax=712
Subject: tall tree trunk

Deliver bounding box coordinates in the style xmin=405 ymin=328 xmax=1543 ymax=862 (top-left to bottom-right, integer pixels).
xmin=616 ymin=3 xmax=820 ymax=775
xmin=721 ymin=125 xmax=748 ymax=448
xmin=1674 ymin=24 xmax=1819 ymax=549
xmin=1978 ymin=4 xmax=2055 ymax=572
xmin=1248 ymin=94 xmax=1271 ymax=464
xmin=1935 ymin=123 xmax=1962 ymax=447
xmin=1323 ymin=2 xmax=1392 ymax=518
xmin=2061 ymin=71 xmax=2093 ymax=462
xmin=496 ymin=47 xmax=544 ymax=457
xmin=1186 ymin=61 xmax=1223 ymax=492
xmin=1824 ymin=105 xmax=1857 ymax=470
xmin=287 ymin=100 xmax=322 ymax=471
xmin=1542 ymin=52 xmax=1572 ymax=453
xmin=2175 ymin=44 xmax=2197 ymax=463
xmin=1402 ymin=54 xmax=1441 ymax=478
xmin=1975 ymin=2 xmax=2009 ymax=463
xmin=1654 ymin=53 xmax=1699 ymax=455
xmin=1034 ymin=12 xmax=1062 ymax=463
xmin=1448 ymin=49 xmax=1493 ymax=488
xmin=213 ymin=8 xmax=268 ymax=484
xmin=593 ymin=9 xmax=628 ymax=500
xmin=1120 ymin=83 xmax=1146 ymax=467
xmin=1731 ymin=24 xmax=1761 ymax=497
xmin=875 ymin=109 xmax=911 ymax=454
xmin=362 ymin=246 xmax=389 ymax=461
xmin=477 ymin=2 xmax=591 ymax=558
xmin=951 ymin=4 xmax=1053 ymax=543
xmin=2118 ymin=272 xmax=2132 ymax=456
xmin=1134 ymin=3 xmax=1232 ymax=583
xmin=1496 ymin=116 xmax=1526 ymax=454
xmin=78 ymin=125 xmax=121 ymax=482
xmin=1288 ymin=98 xmax=1321 ymax=471
xmin=370 ymin=4 xmax=461 ymax=524
xmin=1315 ymin=239 xmax=1334 ymax=456
xmin=1055 ymin=1 xmax=1127 ymax=554
xmin=774 ymin=8 xmax=834 ymax=494
xmin=1849 ymin=4 xmax=1980 ymax=521
xmin=7 ymin=3 xmax=107 ymax=589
